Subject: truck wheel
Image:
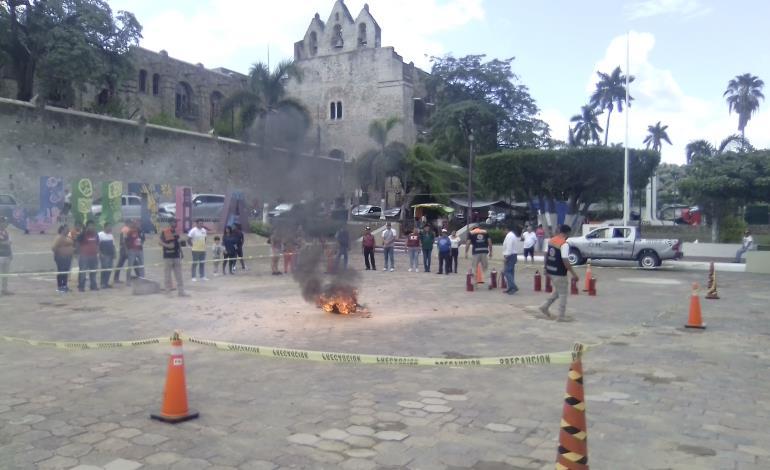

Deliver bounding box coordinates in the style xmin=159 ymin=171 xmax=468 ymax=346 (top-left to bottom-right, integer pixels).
xmin=638 ymin=251 xmax=660 ymax=269
xmin=568 ymin=249 xmax=584 ymax=266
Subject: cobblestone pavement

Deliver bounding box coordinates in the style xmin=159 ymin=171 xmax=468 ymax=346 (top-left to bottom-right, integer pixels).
xmin=1 ymin=247 xmax=769 ymax=470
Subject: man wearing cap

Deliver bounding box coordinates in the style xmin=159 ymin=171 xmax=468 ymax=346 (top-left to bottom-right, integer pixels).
xmin=0 ymin=216 xmax=12 ymax=295
xmin=362 ymin=226 xmax=376 ymax=270
xmin=465 ymin=224 xmax=492 ymax=280
xmin=436 ymin=228 xmax=452 ymax=275
xmin=159 ymin=219 xmax=188 ymax=297
xmin=539 ymin=224 xmax=579 ymax=322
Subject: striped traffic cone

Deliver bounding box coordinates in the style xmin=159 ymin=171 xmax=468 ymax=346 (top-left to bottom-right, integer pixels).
xmin=556 ymin=344 xmax=589 ymax=470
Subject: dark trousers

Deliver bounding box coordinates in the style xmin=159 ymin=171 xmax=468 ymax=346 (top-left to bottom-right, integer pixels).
xmin=78 ymin=255 xmax=98 ymax=290
xmin=191 ymin=251 xmax=206 ymax=278
xmin=363 ymin=246 xmax=376 ymax=270
xmin=504 ymin=254 xmax=518 ymax=291
xmin=236 ymin=245 xmax=246 ymax=268
xmin=451 ymin=248 xmax=459 ymax=273
xmin=438 ymin=250 xmax=451 ymax=274
xmin=55 ymin=255 xmax=72 ymax=290
xmin=99 ymin=254 xmax=114 ymax=287
xmin=113 ymin=249 xmax=127 ymax=281
xmin=422 ymin=248 xmax=432 ymax=272
xmin=223 ymin=251 xmax=236 ymax=274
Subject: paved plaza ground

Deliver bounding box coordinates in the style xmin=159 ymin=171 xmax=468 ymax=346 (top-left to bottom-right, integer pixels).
xmin=1 ymin=233 xmax=769 ymax=470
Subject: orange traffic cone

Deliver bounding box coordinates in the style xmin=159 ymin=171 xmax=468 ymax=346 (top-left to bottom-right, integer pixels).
xmin=556 ymin=344 xmax=589 ymax=470
xmin=685 ymin=282 xmax=705 ymax=329
xmin=151 ymin=333 xmax=199 ymax=423
xmin=476 ymin=263 xmax=484 ymax=284
xmin=583 ymin=261 xmax=592 ymax=292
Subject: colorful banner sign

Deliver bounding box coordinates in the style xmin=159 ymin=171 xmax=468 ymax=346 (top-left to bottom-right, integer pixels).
xmin=100 ymin=181 xmax=123 ymax=226
xmin=175 ymin=187 xmax=193 ymax=234
xmin=127 ymin=183 xmax=172 ymax=233
xmin=71 ymin=178 xmax=94 ymax=227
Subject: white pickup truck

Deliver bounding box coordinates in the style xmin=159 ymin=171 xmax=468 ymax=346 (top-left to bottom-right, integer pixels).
xmin=567 ymin=225 xmax=683 ymax=269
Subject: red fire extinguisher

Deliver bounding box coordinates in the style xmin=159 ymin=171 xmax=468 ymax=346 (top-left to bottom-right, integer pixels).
xmin=534 ymin=270 xmax=542 ymax=292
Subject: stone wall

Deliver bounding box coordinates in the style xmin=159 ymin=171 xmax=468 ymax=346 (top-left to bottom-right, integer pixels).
xmin=0 ymin=98 xmax=345 ymax=209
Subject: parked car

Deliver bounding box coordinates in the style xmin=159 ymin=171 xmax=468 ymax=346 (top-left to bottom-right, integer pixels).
xmin=351 ymin=205 xmax=401 ymax=219
xmin=159 ymin=194 xmax=226 ymax=222
xmin=268 ymin=203 xmax=295 ymax=218
xmin=567 ymin=225 xmax=683 ymax=269
xmin=0 ymin=194 xmax=19 ymax=220
xmin=91 ymin=194 xmax=143 ymax=221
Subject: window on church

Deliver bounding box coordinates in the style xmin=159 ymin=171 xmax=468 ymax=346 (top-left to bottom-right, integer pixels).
xmin=138 ymin=70 xmax=147 ymax=93
xmin=309 ymin=31 xmax=318 ymax=56
xmin=152 ymin=73 xmax=160 ymax=96
xmin=175 ymin=81 xmax=193 ymax=118
xmin=337 ymin=101 xmax=343 ymax=119
xmin=210 ymin=91 xmax=223 ymax=126
xmin=358 ymin=23 xmax=367 ymax=47
xmin=332 ymin=24 xmax=343 ymax=48
xmin=330 ymin=101 xmax=343 ymax=120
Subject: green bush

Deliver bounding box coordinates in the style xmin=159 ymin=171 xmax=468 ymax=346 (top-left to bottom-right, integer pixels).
xmin=486 ymin=228 xmax=506 ymax=244
xmin=719 ymin=215 xmax=747 ymax=243
xmin=250 ymin=221 xmax=272 ymax=237
xmin=148 ymin=112 xmax=190 ymax=131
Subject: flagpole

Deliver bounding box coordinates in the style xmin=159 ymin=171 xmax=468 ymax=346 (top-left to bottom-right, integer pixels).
xmin=623 ymin=31 xmax=630 ymax=226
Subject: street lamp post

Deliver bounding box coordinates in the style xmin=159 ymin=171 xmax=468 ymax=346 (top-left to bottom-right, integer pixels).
xmin=467 ymin=133 xmax=474 ymax=224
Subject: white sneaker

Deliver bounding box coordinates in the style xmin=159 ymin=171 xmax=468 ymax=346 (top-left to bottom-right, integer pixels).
xmin=202 ymin=277 xmax=210 ymax=281
xmin=390 ymin=268 xmax=395 ymax=272
xmin=191 ymin=278 xmax=198 ymax=282
xmin=383 ymin=268 xmax=388 ymax=271
xmin=407 ymin=268 xmax=412 ymax=272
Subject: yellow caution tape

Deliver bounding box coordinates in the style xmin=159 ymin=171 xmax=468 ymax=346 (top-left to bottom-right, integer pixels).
xmin=1 ymin=332 xmax=590 ymax=368
xmin=179 ymin=334 xmax=590 ymax=367
xmin=1 ymin=335 xmax=170 ymax=350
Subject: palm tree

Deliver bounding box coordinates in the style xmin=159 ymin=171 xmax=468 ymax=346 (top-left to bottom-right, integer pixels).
xmin=685 ymin=139 xmax=715 ymax=164
xmin=643 ymin=121 xmax=672 ymax=152
xmin=356 ymin=117 xmax=408 ymax=199
xmin=589 ymin=66 xmax=635 ymax=145
xmin=724 ymin=73 xmax=765 ymax=144
xmin=221 ymin=59 xmax=308 ymax=143
xmin=684 ymin=134 xmax=755 ymax=165
xmin=569 ymin=106 xmax=603 ymax=146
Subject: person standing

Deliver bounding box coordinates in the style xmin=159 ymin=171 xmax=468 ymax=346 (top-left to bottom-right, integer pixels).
xmin=382 ymin=222 xmax=397 ymax=272
xmin=52 ymin=224 xmax=75 ymax=293
xmin=76 ymin=220 xmax=100 ymax=292
xmin=465 ymin=224 xmax=492 ymax=281
xmin=436 ymin=228 xmax=452 ymax=275
xmin=159 ymin=219 xmax=188 ymax=296
xmin=406 ymin=228 xmax=420 ymax=272
xmin=222 ymin=225 xmax=239 ymax=275
xmin=362 ymin=226 xmax=376 ymax=270
xmin=97 ymin=223 xmax=116 ymax=288
xmin=420 ymin=225 xmax=435 ymax=273
xmin=211 ymin=236 xmax=224 ymax=275
xmin=735 ymin=230 xmax=754 ymax=263
xmin=502 ymin=226 xmax=519 ymax=294
xmin=449 ymin=230 xmax=461 ymax=273
xmin=124 ymin=220 xmax=145 ymax=285
xmin=539 ymin=224 xmax=579 ymax=322
xmin=522 ymin=226 xmax=537 ymax=264
xmin=0 ymin=217 xmax=13 ymax=296
xmin=112 ymin=221 xmax=130 ymax=284
xmin=188 ymin=219 xmax=208 ymax=281
xmin=335 ymin=225 xmax=350 ymax=270
xmin=535 ymin=224 xmax=545 ymax=252
xmin=233 ymin=223 xmax=247 ymax=271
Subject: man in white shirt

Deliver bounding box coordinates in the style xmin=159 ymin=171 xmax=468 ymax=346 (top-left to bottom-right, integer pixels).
xmin=382 ymin=222 xmax=397 ymax=271
xmin=502 ymin=226 xmax=519 ymax=294
xmin=187 ymin=219 xmax=208 ymax=281
xmin=521 ymin=226 xmax=538 ymax=264
xmin=735 ymin=230 xmax=754 ymax=263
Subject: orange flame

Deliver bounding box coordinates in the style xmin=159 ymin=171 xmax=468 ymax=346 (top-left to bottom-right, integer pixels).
xmin=317 ymin=286 xmax=358 ymax=315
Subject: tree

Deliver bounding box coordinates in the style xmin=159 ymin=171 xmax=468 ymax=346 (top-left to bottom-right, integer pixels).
xmin=643 ymin=121 xmax=672 ymax=152
xmin=589 ymin=66 xmax=634 ymax=145
xmin=220 ymin=59 xmax=309 ymax=144
xmin=570 ymin=105 xmax=603 ymax=146
xmin=655 ymin=163 xmax=688 ymax=206
xmin=684 ymin=134 xmax=755 ymax=164
xmin=356 ymin=117 xmax=408 ymax=199
xmin=426 ymin=54 xmax=551 ymax=152
xmin=395 ymin=144 xmax=465 ymax=214
xmin=724 ymin=73 xmax=765 ymax=144
xmin=685 ymin=139 xmax=715 ymax=164
xmin=429 ymin=100 xmax=498 ymax=166
xmin=0 ymin=0 xmax=142 ymax=104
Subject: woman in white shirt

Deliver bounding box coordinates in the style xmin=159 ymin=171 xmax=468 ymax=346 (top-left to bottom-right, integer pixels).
xmin=449 ymin=230 xmax=461 ymax=273
xmin=521 ymin=226 xmax=538 ymax=264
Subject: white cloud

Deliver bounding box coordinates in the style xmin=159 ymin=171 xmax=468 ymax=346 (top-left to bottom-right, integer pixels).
xmin=626 ymin=0 xmax=711 ymax=19
xmin=108 ymin=0 xmax=484 ymax=72
xmin=547 ymin=31 xmax=770 ymax=164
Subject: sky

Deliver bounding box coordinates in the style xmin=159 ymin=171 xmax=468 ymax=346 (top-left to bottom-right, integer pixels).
xmin=107 ymin=0 xmax=770 ymax=165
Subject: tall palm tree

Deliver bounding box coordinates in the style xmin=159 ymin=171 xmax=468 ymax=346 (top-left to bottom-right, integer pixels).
xmin=724 ymin=73 xmax=764 ymax=144
xmin=356 ymin=117 xmax=407 ymax=199
xmin=643 ymin=121 xmax=672 ymax=152
xmin=221 ymin=59 xmax=308 ymax=143
xmin=589 ymin=66 xmax=635 ymax=145
xmin=569 ymin=105 xmax=603 ymax=146
xmin=685 ymin=139 xmax=715 ymax=164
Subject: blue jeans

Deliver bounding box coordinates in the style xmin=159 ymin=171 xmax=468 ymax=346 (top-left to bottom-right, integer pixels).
xmin=99 ymin=254 xmax=114 ymax=287
xmin=504 ymin=254 xmax=518 ymax=291
xmin=78 ymin=255 xmax=98 ymax=290
xmin=422 ymin=248 xmax=432 ymax=272
xmin=191 ymin=251 xmax=206 ymax=278
xmin=383 ymin=246 xmax=394 ymax=269
xmin=408 ymin=248 xmax=420 ymax=270
xmin=336 ymin=249 xmax=349 ymax=270
xmin=126 ymin=250 xmax=144 ymax=282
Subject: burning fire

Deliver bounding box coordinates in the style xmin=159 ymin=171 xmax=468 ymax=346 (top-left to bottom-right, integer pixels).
xmin=317 ymin=286 xmax=358 ymax=314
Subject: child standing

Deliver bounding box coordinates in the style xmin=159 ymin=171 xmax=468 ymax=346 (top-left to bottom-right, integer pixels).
xmin=211 ymin=236 xmax=223 ymax=275
xmin=222 ymin=226 xmax=239 ymax=275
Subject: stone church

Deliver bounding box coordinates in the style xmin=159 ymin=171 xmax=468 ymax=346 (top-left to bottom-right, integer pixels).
xmin=0 ymin=0 xmax=429 ymax=164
